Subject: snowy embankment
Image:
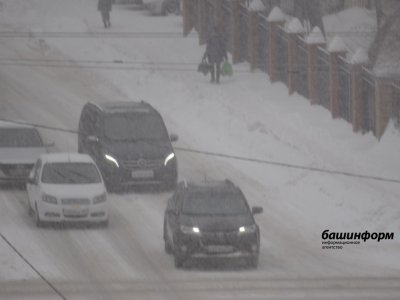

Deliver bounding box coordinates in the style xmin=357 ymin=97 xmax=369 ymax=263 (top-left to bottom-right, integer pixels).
xmin=0 ymin=0 xmax=399 ymax=282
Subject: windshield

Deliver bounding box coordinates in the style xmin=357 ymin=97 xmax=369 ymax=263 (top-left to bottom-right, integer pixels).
xmin=182 ymin=190 xmax=249 ymax=215
xmin=41 ymin=163 xmax=101 ymax=184
xmin=104 ymin=114 xmax=169 ymax=141
xmin=0 ymin=128 xmax=43 ymax=147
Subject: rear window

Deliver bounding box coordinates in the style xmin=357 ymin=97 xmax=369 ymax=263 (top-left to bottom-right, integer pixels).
xmin=182 ymin=189 xmax=249 ymax=215
xmin=41 ymin=163 xmax=101 ymax=184
xmin=0 ymin=128 xmax=43 ymax=147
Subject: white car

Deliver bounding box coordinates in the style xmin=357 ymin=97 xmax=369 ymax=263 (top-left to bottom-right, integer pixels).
xmin=0 ymin=120 xmax=49 ymax=185
xmin=27 ymin=153 xmax=109 ymax=227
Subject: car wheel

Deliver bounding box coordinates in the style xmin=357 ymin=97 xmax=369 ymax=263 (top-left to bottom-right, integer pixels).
xmin=163 ymin=222 xmax=173 ymax=254
xmin=35 ymin=203 xmax=45 ymax=228
xmin=27 ymin=199 xmax=34 ymax=216
xmin=174 ymin=252 xmax=184 ymax=268
xmin=162 ymin=0 xmax=179 ymax=15
xmin=248 ymin=255 xmax=259 ymax=269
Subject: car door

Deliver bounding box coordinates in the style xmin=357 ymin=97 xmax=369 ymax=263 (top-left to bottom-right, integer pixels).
xmin=27 ymin=159 xmax=42 ymax=210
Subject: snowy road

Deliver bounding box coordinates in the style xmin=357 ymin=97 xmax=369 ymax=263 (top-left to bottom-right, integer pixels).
xmin=1 ymin=0 xmax=400 ymax=299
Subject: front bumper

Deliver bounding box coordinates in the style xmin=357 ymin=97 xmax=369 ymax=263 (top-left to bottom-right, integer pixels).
xmin=101 ymin=159 xmax=177 ymax=186
xmin=38 ymin=202 xmax=109 ymax=223
xmin=176 ymin=230 xmax=259 ymax=260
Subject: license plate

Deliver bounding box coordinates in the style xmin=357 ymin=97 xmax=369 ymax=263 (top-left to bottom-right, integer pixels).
xmin=131 ymin=169 xmax=154 ymax=179
xmin=63 ymin=209 xmax=88 ymax=216
xmin=207 ymin=245 xmax=234 ymax=253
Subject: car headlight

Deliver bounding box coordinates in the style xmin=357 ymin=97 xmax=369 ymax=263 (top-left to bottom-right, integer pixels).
xmin=93 ymin=193 xmax=107 ymax=204
xmin=42 ymin=194 xmax=57 ymax=205
xmin=164 ymin=153 xmax=175 ymax=166
xmin=105 ymin=154 xmax=119 ymax=168
xmin=238 ymin=224 xmax=257 ymax=234
xmin=180 ymin=225 xmax=201 ymax=235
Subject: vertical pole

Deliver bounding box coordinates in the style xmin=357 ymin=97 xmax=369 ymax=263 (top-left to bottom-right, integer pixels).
xmin=374 ymin=79 xmax=393 ymax=138
xmin=268 ymin=21 xmax=284 ymax=82
xmin=182 ymin=0 xmax=192 ymax=36
xmin=287 ymin=33 xmax=297 ymax=95
xmin=231 ymin=0 xmax=241 ymax=63
xmin=329 ymin=52 xmax=345 ymax=118
xmin=249 ymin=12 xmax=259 ymax=70
xmin=198 ymin=0 xmax=206 ymax=45
xmin=351 ymin=64 xmax=362 ymax=132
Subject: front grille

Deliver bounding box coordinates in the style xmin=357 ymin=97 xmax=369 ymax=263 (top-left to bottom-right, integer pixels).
xmin=61 ymin=198 xmax=90 ymax=205
xmin=120 ymin=159 xmax=163 ymax=170
xmin=200 ymin=231 xmax=238 ymax=246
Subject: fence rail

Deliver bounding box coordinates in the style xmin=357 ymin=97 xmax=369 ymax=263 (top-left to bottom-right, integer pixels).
xmin=338 ymin=55 xmax=352 ymax=123
xmin=316 ymin=46 xmax=330 ymax=109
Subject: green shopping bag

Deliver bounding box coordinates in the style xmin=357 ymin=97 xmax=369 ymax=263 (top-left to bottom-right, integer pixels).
xmin=221 ymin=61 xmax=233 ymax=76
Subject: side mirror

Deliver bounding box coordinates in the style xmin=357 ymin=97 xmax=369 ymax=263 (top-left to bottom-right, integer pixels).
xmin=86 ymin=136 xmax=99 ymax=144
xmin=251 ymin=206 xmax=263 ymax=215
xmin=169 ymin=134 xmax=178 ymax=142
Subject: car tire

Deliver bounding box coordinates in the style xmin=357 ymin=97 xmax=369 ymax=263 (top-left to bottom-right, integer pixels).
xmin=174 ymin=252 xmax=184 ymax=268
xmin=163 ymin=222 xmax=173 ymax=254
xmin=248 ymin=255 xmax=259 ymax=269
xmin=35 ymin=203 xmax=45 ymax=228
xmin=162 ymin=0 xmax=179 ymax=15
xmin=28 ymin=199 xmax=34 ymax=216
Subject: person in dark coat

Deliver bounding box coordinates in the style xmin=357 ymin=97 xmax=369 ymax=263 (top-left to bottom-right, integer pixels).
xmin=98 ymin=0 xmax=112 ymax=28
xmin=202 ymin=26 xmax=228 ymax=84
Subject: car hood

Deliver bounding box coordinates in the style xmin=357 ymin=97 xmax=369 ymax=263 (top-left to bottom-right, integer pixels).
xmin=41 ymin=183 xmax=106 ymax=199
xmin=180 ymin=214 xmax=254 ymax=232
xmin=103 ymin=141 xmax=173 ymax=160
xmin=0 ymin=147 xmax=46 ymax=164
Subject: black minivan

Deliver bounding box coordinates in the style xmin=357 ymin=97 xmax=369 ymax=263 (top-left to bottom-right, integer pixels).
xmin=78 ymin=101 xmax=178 ymax=191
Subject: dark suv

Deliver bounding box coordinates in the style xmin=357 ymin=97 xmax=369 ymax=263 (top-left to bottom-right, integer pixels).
xmin=78 ymin=101 xmax=178 ymax=191
xmin=163 ymin=180 xmax=263 ymax=268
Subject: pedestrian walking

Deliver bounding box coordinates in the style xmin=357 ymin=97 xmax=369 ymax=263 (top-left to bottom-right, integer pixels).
xmin=98 ymin=0 xmax=112 ymax=28
xmin=202 ymin=25 xmax=228 ymax=84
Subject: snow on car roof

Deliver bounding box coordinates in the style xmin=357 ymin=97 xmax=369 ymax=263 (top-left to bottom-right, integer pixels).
xmin=40 ymin=153 xmax=95 ymax=164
